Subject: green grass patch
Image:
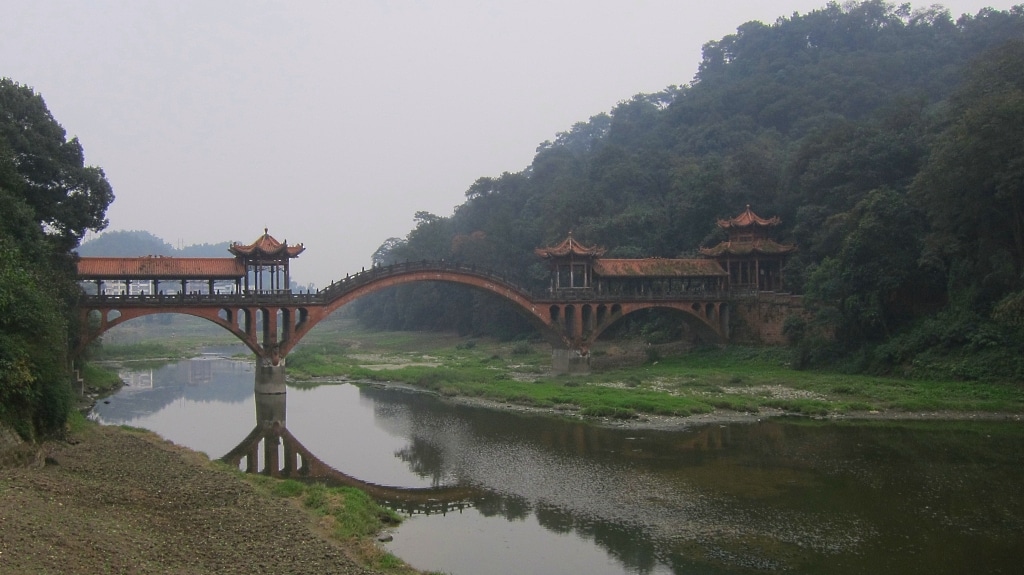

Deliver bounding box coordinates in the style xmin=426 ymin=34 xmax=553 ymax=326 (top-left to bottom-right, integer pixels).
xmin=88 ymin=341 xmax=188 ymax=361
xmin=79 ymin=362 xmax=122 ymax=393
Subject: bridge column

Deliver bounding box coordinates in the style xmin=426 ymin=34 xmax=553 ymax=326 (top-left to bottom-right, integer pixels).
xmin=255 ymin=364 xmax=287 ymax=394
xmin=551 ymin=347 xmax=590 ymax=374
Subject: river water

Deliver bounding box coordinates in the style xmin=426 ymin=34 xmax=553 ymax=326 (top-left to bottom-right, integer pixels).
xmin=90 ymin=354 xmax=1024 ymax=574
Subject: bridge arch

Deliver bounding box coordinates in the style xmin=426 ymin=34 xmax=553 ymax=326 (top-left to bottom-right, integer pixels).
xmin=78 ymin=305 xmax=268 ymax=359
xmin=285 ymin=267 xmax=568 ymax=358
xmin=586 ymin=301 xmax=728 ymax=348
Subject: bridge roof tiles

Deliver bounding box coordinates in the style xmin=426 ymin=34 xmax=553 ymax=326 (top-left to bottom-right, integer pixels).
xmin=698 ymin=239 xmax=796 ymax=257
xmin=594 ymin=258 xmax=727 ymax=277
xmin=534 ymin=233 xmax=606 ymax=259
xmin=229 ymin=229 xmax=304 ymax=259
xmin=77 ymin=257 xmax=245 ymax=279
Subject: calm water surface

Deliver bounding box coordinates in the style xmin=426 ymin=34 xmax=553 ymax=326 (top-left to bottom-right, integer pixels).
xmin=91 ymin=354 xmax=1024 ymax=574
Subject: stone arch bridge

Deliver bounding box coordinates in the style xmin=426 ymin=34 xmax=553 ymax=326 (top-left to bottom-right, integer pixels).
xmin=77 ymin=260 xmax=730 ymax=372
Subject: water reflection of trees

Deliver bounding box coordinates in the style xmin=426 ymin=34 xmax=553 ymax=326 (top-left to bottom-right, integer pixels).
xmin=393 ymin=437 xmax=446 ymax=484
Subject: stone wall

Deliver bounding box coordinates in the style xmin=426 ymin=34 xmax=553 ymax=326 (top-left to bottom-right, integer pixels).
xmin=729 ymin=293 xmax=805 ymax=345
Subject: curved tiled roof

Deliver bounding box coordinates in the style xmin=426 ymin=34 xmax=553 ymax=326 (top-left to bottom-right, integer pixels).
xmin=229 ymin=228 xmax=305 ymax=258
xmin=717 ymin=205 xmax=781 ymax=229
xmin=77 ymin=257 xmax=245 ymax=279
xmin=594 ymin=258 xmax=727 ymax=277
xmin=534 ymin=233 xmax=606 ymax=258
xmin=699 ymin=239 xmax=796 ymax=257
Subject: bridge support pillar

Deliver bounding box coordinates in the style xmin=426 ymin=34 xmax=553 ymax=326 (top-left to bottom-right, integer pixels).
xmin=551 ymin=347 xmax=590 ymax=374
xmin=255 ymin=365 xmax=287 ymax=395
xmin=255 ymin=384 xmax=287 ymax=427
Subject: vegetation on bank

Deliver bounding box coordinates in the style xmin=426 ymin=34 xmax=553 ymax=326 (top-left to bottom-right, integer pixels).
xmin=240 ymin=476 xmax=427 ymax=574
xmin=285 ymin=323 xmax=1024 ymax=420
xmin=0 ymin=78 xmax=114 ymax=439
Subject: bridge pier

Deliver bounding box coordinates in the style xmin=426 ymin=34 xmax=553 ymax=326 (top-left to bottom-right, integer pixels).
xmin=255 ymin=365 xmax=287 ymax=395
xmin=551 ymin=347 xmax=590 ymax=374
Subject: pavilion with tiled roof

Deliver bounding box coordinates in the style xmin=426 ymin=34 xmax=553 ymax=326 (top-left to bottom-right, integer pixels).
xmin=699 ymin=205 xmax=795 ymax=291
xmin=77 ymin=229 xmax=304 ymax=296
xmin=535 ymin=234 xmax=727 ymax=296
xmin=534 ymin=232 xmax=606 ymax=290
xmin=229 ymin=228 xmax=304 ymax=293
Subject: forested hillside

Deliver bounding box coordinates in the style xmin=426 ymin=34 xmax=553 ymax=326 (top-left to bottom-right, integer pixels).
xmin=0 ymin=79 xmax=114 ymax=438
xmin=77 ymin=229 xmax=232 ymax=258
xmin=355 ymin=1 xmax=1024 ymax=380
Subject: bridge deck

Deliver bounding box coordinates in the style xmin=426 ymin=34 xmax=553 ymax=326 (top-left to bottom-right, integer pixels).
xmin=80 ymin=260 xmax=728 ymax=306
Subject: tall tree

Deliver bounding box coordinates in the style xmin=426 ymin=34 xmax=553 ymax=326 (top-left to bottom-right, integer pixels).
xmin=912 ymin=40 xmax=1024 ymax=309
xmin=0 ymin=79 xmax=113 ymax=437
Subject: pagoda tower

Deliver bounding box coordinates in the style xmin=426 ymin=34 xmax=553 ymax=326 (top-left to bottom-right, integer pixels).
xmin=700 ymin=205 xmax=795 ymax=292
xmin=229 ymin=228 xmax=305 ymax=293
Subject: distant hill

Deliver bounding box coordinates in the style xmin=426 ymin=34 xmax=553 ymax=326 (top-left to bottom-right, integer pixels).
xmin=77 ymin=230 xmax=231 ymax=258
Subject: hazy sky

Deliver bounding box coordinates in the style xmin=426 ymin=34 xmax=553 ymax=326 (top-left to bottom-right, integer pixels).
xmin=1 ymin=1 xmax=1012 ymax=286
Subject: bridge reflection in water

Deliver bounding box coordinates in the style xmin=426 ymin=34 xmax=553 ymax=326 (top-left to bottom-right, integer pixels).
xmin=220 ymin=369 xmax=478 ymax=516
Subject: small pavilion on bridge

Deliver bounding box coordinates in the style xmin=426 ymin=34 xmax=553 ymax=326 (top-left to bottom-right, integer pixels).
xmin=535 ymin=233 xmax=728 ymax=297
xmin=229 ymin=229 xmax=304 ymax=293
xmin=77 ymin=229 xmax=303 ymax=296
xmin=699 ymin=205 xmax=795 ymax=292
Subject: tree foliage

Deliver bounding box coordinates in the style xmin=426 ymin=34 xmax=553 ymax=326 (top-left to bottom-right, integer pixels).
xmin=0 ymin=79 xmax=113 ymax=437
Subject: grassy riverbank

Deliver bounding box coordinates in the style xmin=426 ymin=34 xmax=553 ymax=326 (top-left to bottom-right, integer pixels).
xmin=283 ymin=319 xmax=1024 ymax=420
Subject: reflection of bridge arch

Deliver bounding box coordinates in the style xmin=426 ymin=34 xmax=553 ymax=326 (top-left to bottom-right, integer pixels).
xmin=221 ymin=420 xmax=478 ymax=514
xmin=78 ymin=261 xmax=729 ymax=371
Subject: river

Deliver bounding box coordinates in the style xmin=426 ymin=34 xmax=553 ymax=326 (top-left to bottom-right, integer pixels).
xmin=90 ymin=353 xmax=1024 ymax=574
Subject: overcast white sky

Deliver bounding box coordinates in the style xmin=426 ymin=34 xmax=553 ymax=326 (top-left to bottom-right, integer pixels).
xmin=1 ymin=1 xmax=1012 ymax=286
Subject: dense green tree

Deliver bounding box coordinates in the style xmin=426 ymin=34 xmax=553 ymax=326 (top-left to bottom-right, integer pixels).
xmin=805 ymin=188 xmax=935 ymax=341
xmin=0 ymin=78 xmax=114 ymax=252
xmin=0 ymin=79 xmax=113 ymax=437
xmin=913 ymin=40 xmax=1024 ymax=311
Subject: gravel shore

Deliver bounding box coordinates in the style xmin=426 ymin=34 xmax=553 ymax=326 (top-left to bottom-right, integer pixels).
xmin=0 ymin=425 xmax=381 ymax=575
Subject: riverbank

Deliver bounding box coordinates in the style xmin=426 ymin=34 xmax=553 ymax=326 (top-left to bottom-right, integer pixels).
xmin=0 ymin=424 xmax=417 ymax=575
xmin=362 ymin=381 xmax=1024 ymax=431
xmin=282 ymin=326 xmax=1024 ymax=422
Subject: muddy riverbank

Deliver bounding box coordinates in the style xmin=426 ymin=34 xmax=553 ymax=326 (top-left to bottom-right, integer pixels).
xmin=0 ymin=425 xmax=383 ymax=575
